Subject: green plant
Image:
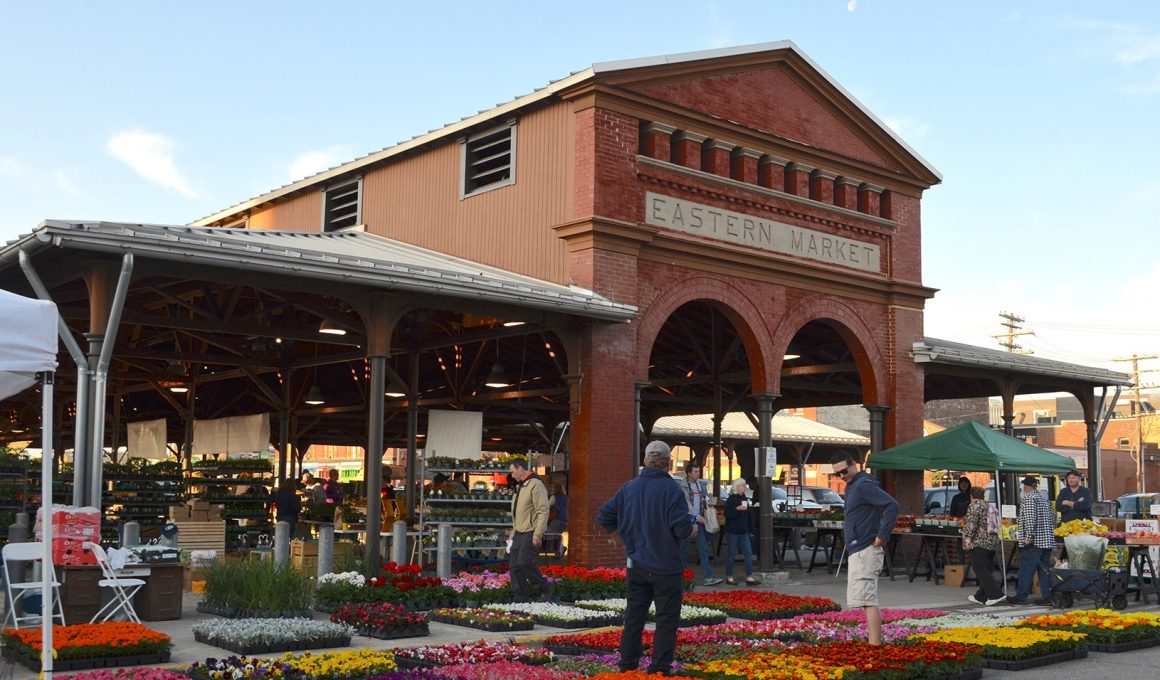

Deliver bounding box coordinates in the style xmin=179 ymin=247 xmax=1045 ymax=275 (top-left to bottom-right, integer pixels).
xmin=201 ymin=557 xmax=313 ymax=615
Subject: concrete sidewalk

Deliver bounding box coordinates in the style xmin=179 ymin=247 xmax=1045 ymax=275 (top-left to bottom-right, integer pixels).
xmin=3 ymin=564 xmax=1158 ymax=679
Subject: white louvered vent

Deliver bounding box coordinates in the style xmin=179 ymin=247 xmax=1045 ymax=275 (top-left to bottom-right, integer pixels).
xmin=461 ymin=122 xmax=516 ymax=197
xmin=322 ymin=178 xmax=362 ymax=232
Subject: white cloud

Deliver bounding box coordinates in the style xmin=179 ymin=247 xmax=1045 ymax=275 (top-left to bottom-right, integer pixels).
xmin=1117 ymin=35 xmax=1160 ymax=64
xmin=106 ymin=130 xmax=195 ymax=197
xmin=287 ymin=147 xmax=351 ymax=183
xmin=847 ymin=0 xmax=857 ymax=12
xmin=0 ymin=155 xmax=30 ymax=176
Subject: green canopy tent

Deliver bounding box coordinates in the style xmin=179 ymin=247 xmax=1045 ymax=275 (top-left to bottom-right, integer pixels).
xmin=866 ymin=421 xmax=1075 ymax=596
xmin=865 ymin=421 xmax=1076 ymax=474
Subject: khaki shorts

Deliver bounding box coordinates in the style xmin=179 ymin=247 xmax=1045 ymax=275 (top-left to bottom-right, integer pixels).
xmin=847 ymin=545 xmax=884 ymax=607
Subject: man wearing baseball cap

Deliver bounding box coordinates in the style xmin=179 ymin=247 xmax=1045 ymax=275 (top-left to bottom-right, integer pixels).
xmin=1009 ymin=476 xmax=1056 ymax=605
xmin=597 ymin=440 xmax=695 ymax=676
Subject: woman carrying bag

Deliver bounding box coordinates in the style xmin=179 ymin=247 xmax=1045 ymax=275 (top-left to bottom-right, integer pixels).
xmin=961 ymin=486 xmax=1006 ymax=606
xmin=678 ymin=462 xmax=723 ymax=586
xmin=723 ymin=478 xmax=761 ymax=585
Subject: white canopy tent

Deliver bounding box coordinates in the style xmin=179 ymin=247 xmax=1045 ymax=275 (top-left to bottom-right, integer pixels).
xmin=0 ymin=288 xmax=59 ymax=678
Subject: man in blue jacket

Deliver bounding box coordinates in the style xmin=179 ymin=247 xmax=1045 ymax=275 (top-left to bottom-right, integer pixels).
xmin=598 ymin=440 xmax=695 ymax=676
xmin=1055 ymin=469 xmax=1092 ymax=523
xmin=832 ymin=451 xmax=898 ymax=645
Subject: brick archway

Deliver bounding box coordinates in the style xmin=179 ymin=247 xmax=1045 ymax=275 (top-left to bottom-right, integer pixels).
xmin=769 ymin=296 xmax=889 ymax=405
xmin=634 ymin=275 xmax=774 ymax=393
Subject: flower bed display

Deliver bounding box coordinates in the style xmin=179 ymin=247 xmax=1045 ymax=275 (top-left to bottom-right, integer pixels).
xmin=1016 ymin=609 xmax=1160 ymax=652
xmin=910 ymin=626 xmax=1088 ymax=670
xmin=282 ymin=649 xmax=399 ymax=679
xmin=793 ymin=608 xmax=948 ymax=625
xmin=541 ymin=627 xmax=774 ymax=662
xmin=186 ymin=649 xmax=398 ymax=680
xmin=485 ymin=602 xmax=622 ymax=628
xmin=428 ymin=607 xmax=534 ymax=632
xmin=548 ymin=652 xmax=682 ymax=677
xmin=58 ymin=670 xmax=188 ymax=680
xmin=540 ymin=565 xmax=694 ymax=601
xmin=573 ymin=598 xmax=727 ymax=626
xmin=331 ymin=601 xmax=430 ymax=640
xmin=1 ymin=622 xmax=171 ymax=672
xmin=392 ymin=640 xmax=554 ymax=669
xmin=191 ymin=618 xmax=353 ymax=654
xmin=682 ymin=640 xmax=984 ymax=680
xmin=433 ymin=661 xmax=580 ymax=680
xmin=316 ymin=562 xmax=454 ymax=611
xmin=442 ymin=571 xmax=512 ymax=606
xmin=682 ymin=590 xmax=840 ymax=619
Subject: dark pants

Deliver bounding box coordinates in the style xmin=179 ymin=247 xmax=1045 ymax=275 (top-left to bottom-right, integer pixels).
xmin=1016 ymin=546 xmax=1053 ymax=599
xmin=619 ymin=567 xmax=683 ymax=674
xmin=509 ymin=531 xmax=547 ymax=600
xmin=968 ymin=547 xmax=1003 ymax=600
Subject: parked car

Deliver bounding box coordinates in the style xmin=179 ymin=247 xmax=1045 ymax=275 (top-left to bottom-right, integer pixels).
xmin=1116 ymin=492 xmax=1160 ymax=519
xmin=777 ymin=485 xmax=844 ymax=507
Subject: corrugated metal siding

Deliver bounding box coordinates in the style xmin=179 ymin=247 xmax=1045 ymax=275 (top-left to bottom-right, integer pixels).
xmin=360 ymin=104 xmax=573 ymax=285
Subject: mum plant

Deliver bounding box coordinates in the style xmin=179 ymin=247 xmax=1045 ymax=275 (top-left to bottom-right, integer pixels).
xmin=911 ymin=626 xmax=1088 ymax=661
xmin=1 ymin=622 xmax=171 ymax=663
xmin=1017 ymin=608 xmax=1160 ymax=644
xmin=682 ymin=590 xmax=839 ymax=619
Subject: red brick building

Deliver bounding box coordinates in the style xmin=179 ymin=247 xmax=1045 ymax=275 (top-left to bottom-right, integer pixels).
xmin=194 ymin=42 xmax=942 ymax=563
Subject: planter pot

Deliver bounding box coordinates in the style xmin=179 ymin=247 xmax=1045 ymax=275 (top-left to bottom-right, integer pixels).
xmin=984 ymin=648 xmax=1088 ymax=671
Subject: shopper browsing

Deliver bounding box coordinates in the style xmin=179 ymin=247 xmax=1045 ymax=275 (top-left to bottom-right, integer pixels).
xmin=832 ymin=451 xmax=899 ymax=645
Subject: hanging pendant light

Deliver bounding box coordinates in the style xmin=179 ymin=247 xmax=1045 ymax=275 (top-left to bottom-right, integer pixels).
xmin=318 ymin=319 xmax=347 ymax=336
xmin=484 ymin=340 xmax=511 ymax=388
xmin=305 ymin=385 xmax=326 ymax=405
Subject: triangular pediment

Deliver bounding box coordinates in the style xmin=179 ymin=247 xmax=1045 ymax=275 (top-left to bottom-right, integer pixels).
xmin=592 ymin=42 xmax=939 ymax=186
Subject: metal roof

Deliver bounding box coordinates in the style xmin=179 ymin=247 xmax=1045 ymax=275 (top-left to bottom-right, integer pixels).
xmin=650 ymin=411 xmax=870 ymax=446
xmin=0 ymin=221 xmax=637 ymax=322
xmin=913 ymin=337 xmax=1132 ymax=387
xmin=193 ymin=41 xmax=940 ymax=226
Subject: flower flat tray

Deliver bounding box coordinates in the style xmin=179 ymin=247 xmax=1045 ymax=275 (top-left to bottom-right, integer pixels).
xmin=915 ymin=669 xmax=983 ymax=680
xmin=7 ymin=650 xmax=171 ymax=673
xmin=427 ymin=614 xmax=533 ymax=632
xmin=357 ymin=624 xmax=431 ymax=640
xmin=719 ymin=608 xmax=838 ymax=621
xmin=1087 ymin=637 xmax=1160 ymax=653
xmin=983 ymin=648 xmax=1087 ymax=671
xmin=192 ymin=632 xmax=350 ymax=655
xmin=536 ymin=617 xmax=607 ymax=629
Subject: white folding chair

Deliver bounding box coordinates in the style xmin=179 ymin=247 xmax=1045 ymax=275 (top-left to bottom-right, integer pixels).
xmin=84 ymin=542 xmax=145 ymax=623
xmin=2 ymin=542 xmax=66 ymax=628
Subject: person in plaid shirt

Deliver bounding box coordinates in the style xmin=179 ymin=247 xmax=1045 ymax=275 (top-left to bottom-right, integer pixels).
xmin=1009 ymin=476 xmax=1056 ymax=605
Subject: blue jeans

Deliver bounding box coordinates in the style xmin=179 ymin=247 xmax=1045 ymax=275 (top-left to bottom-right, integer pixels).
xmin=694 ymin=527 xmax=715 ymax=579
xmin=1016 ymin=546 xmax=1052 ymax=599
xmin=726 ymin=532 xmax=753 ymax=579
xmin=619 ymin=567 xmax=683 ymax=674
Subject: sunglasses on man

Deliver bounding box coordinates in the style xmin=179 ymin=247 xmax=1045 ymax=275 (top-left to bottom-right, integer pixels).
xmin=831 ymin=465 xmax=851 ymax=478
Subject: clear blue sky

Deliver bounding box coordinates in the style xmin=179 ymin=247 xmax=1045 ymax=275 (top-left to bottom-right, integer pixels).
xmin=2 ymin=1 xmax=1158 ymax=380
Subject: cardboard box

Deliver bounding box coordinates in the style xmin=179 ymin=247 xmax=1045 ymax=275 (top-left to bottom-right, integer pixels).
xmin=190 ymin=509 xmax=210 ymax=522
xmin=169 ymin=505 xmax=191 ymax=521
xmin=943 ymin=564 xmax=967 ymax=587
xmin=291 ymin=539 xmax=319 ymax=557
xmin=1099 ymin=518 xmax=1126 ymax=532
xmin=208 ymin=505 xmax=223 ymax=520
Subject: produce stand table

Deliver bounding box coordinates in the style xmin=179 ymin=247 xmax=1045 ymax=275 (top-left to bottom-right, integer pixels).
xmin=758 ymin=523 xmax=806 ymax=569
xmin=1126 ymin=542 xmax=1160 ymax=604
xmin=808 ymin=527 xmax=844 ymax=573
xmin=59 ymin=562 xmax=183 ymax=622
xmin=907 ymin=530 xmax=963 ymax=585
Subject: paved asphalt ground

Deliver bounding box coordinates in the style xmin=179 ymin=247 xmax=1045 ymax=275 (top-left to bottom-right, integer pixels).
xmin=3 ymin=562 xmax=1158 ymax=679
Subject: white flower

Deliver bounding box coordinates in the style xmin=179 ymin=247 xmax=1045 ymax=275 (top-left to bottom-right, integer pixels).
xmin=317 ymin=571 xmax=366 ymax=587
xmin=192 ymin=617 xmax=355 ymax=644
xmin=483 ymin=602 xmax=620 ymax=622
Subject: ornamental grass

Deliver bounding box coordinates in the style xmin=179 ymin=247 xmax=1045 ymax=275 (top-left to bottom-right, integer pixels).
xmin=0 ymin=622 xmax=171 ymax=660
xmin=1017 ymin=608 xmax=1160 ymax=643
xmin=910 ymin=626 xmax=1087 ymax=660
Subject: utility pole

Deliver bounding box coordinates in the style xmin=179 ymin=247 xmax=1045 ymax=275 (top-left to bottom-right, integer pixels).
xmin=992 ymin=311 xmax=1034 ymax=354
xmin=1113 ymin=354 xmax=1158 ymax=494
